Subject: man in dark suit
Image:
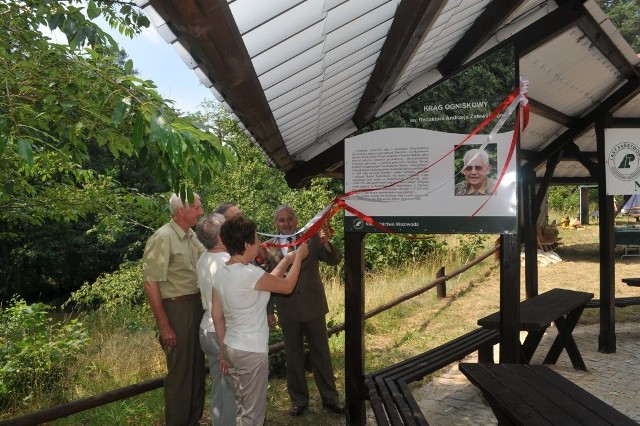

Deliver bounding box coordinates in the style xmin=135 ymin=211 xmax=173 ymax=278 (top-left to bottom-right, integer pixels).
xmin=259 ymin=205 xmax=344 ymax=417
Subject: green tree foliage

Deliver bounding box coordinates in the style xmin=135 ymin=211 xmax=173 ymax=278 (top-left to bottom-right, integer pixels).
xmin=65 ymin=261 xmax=144 ymax=313
xmin=0 ymin=1 xmax=236 ymax=300
xmin=547 ymin=186 xmax=581 ymax=217
xmin=63 ymin=261 xmax=150 ymax=328
xmin=547 ymin=186 xmax=622 ymax=220
xmin=364 ymin=233 xmax=447 ymax=271
xmin=1 ymin=0 xmax=234 ymax=206
xmin=193 ymin=101 xmax=343 ymax=240
xmin=0 ymin=297 xmax=89 ymax=410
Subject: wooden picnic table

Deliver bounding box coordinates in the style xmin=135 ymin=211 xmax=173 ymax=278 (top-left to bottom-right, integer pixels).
xmin=459 ymin=363 xmax=637 ymax=425
xmin=478 ymin=288 xmax=594 ymax=370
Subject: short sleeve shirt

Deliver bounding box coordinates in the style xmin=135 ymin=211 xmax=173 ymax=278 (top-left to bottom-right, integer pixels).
xmin=142 ymin=220 xmax=204 ymax=299
xmin=213 ymin=263 xmax=268 ymax=353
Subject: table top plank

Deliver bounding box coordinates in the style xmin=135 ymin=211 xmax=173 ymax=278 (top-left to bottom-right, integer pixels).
xmin=531 ymin=365 xmax=638 ymax=425
xmin=501 ymin=364 xmax=614 ymax=425
xmin=459 ymin=363 xmax=554 ymax=426
xmin=459 ymin=363 xmax=637 ymax=426
xmin=622 ymin=277 xmax=640 ymax=287
xmin=478 ymin=288 xmax=594 ymax=330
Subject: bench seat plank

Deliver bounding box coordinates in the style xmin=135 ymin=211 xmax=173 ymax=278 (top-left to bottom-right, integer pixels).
xmin=373 ymin=374 xmax=404 ymax=425
xmin=365 ymin=328 xmax=499 ymax=425
xmin=533 ymin=366 xmax=637 ymax=425
xmin=382 ymin=377 xmax=415 ymax=425
xmin=374 ymin=328 xmax=499 ymax=383
xmin=460 ymin=363 xmax=557 ymax=425
xmin=496 ymin=364 xmax=599 ymax=425
xmin=397 ymin=379 xmax=428 ymax=426
xmin=365 ymin=375 xmax=390 ymax=426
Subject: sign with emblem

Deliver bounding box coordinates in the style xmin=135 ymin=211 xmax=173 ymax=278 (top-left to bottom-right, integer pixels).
xmin=605 ymin=129 xmax=640 ymax=195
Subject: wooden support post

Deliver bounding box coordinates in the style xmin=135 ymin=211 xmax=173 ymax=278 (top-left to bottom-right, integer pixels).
xmin=344 ymin=232 xmax=366 ymax=425
xmin=499 ymin=233 xmax=521 ymax=364
xmin=436 ymin=266 xmax=446 ymax=298
xmin=522 ymin=168 xmax=538 ymax=298
xmin=595 ymin=114 xmax=616 ymax=353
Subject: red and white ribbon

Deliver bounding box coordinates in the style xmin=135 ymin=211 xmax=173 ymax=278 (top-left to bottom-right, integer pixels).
xmin=261 ymin=78 xmax=530 ymax=247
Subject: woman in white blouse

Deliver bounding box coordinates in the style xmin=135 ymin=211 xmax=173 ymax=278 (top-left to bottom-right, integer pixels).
xmin=211 ymin=215 xmax=308 ymax=425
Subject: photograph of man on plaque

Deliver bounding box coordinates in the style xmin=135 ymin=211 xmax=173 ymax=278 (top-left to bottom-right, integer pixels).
xmin=454 ymin=144 xmax=498 ymax=196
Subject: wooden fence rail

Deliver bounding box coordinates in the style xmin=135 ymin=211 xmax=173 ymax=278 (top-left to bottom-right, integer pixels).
xmin=2 ymin=246 xmax=498 ymax=425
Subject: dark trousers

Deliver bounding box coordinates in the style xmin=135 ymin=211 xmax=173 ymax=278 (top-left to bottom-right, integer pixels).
xmin=162 ymin=297 xmax=205 ymax=426
xmin=281 ymin=315 xmax=340 ymax=407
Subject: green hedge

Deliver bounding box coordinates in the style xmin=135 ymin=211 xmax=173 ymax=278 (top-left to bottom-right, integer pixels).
xmin=0 ymin=297 xmax=88 ymax=410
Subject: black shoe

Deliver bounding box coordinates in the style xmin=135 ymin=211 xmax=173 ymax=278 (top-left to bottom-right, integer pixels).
xmin=289 ymin=405 xmax=307 ymax=417
xmin=322 ymin=402 xmax=346 ymax=415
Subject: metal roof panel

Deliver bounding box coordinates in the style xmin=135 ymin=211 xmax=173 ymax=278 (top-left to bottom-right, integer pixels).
xmin=241 ymin=0 xmax=325 ymax=57
xmin=144 ymin=0 xmax=640 ymax=184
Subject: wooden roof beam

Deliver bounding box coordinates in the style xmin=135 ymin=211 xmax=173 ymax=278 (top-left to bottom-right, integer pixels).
xmin=352 ymin=0 xmax=446 ymax=129
xmin=284 ymin=141 xmax=345 ymax=188
xmin=438 ymin=0 xmax=527 ymax=76
xmin=509 ymin=1 xmax=584 ymax=56
xmin=148 ymin=0 xmax=293 ymax=171
xmin=612 ymin=118 xmax=640 ymax=128
xmin=576 ymin=13 xmax=640 ymax=80
xmin=534 ymin=150 xmax=563 ymax=220
xmin=529 ymin=97 xmax=578 ymax=127
xmin=564 ymin=142 xmax=599 ymax=178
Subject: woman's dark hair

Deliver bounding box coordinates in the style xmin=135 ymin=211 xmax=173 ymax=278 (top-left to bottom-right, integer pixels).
xmin=220 ymin=215 xmax=256 ymax=256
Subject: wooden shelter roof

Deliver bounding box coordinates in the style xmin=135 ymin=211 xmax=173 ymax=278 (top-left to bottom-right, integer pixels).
xmin=138 ymin=0 xmax=640 ymax=188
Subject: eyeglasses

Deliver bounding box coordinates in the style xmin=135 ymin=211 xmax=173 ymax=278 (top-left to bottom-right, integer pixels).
xmin=464 ymin=165 xmax=487 ymax=172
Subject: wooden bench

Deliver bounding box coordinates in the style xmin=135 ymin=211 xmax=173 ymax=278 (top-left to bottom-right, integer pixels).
xmin=365 ymin=327 xmax=500 ymax=425
xmin=459 ymin=363 xmax=636 ymax=425
xmin=586 ymin=278 xmax=640 ymax=308
xmin=586 ymin=297 xmax=640 ymax=308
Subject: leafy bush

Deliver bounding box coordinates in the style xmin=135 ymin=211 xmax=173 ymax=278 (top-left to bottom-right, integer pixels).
xmin=64 ymin=261 xmax=144 ymax=312
xmin=364 ymin=233 xmax=447 ymax=271
xmin=63 ymin=261 xmax=148 ymax=330
xmin=457 ymin=235 xmax=489 ymax=259
xmin=547 ymin=186 xmax=580 ymax=218
xmin=0 ymin=297 xmax=88 ymax=410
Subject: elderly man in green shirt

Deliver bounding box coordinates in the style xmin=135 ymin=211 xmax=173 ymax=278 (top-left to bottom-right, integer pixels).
xmin=143 ymin=192 xmax=205 ymax=426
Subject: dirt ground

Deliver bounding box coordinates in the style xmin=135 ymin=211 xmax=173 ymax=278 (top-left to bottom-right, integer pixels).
xmin=536 ymin=223 xmax=640 ymax=297
xmin=428 ymin=222 xmax=640 ymax=341
xmin=457 ymin=222 xmax=640 ymax=326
